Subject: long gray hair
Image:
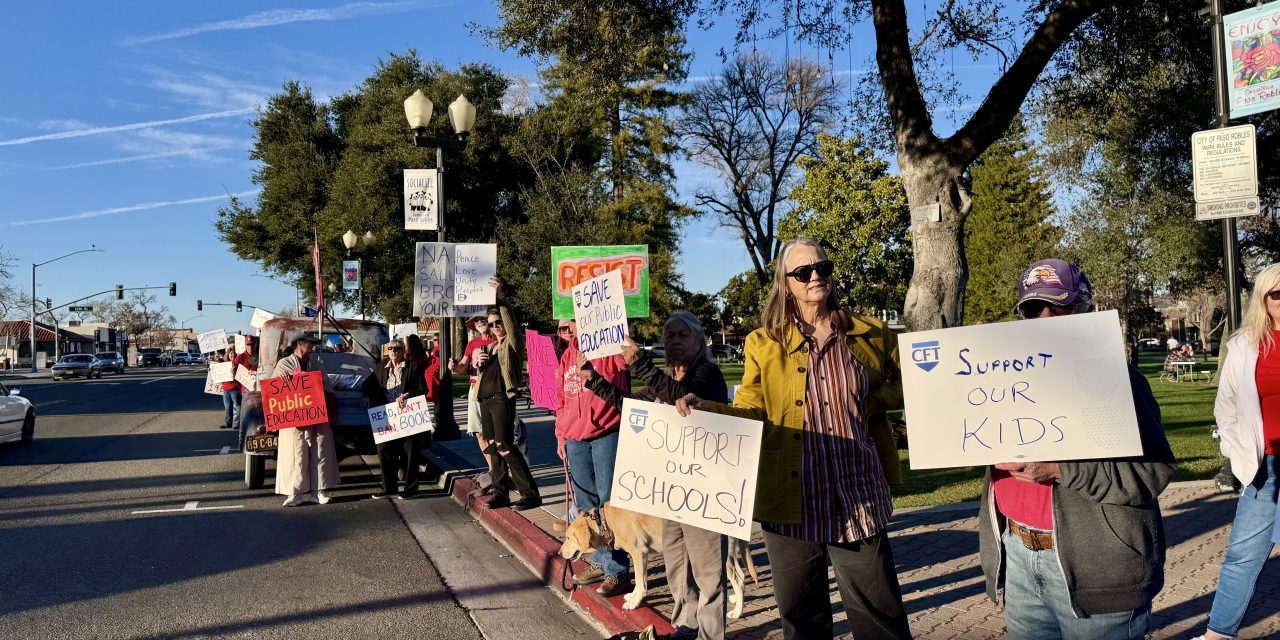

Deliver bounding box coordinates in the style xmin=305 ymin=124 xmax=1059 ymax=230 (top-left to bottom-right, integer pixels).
xmin=664 ymin=310 xmax=708 ymax=368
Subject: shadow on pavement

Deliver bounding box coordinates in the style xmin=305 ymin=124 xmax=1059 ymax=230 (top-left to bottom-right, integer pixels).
xmin=0 ymin=430 xmax=241 ymax=466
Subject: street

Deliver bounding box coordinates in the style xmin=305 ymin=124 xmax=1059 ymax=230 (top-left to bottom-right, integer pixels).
xmin=0 ymin=367 xmax=596 ymax=640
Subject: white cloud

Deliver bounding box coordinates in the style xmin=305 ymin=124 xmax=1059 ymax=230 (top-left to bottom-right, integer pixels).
xmin=0 ymin=109 xmax=253 ymax=147
xmin=146 ymin=69 xmax=270 ymax=111
xmin=47 ymin=148 xmax=222 ymax=171
xmin=9 ymin=189 xmax=261 ymax=227
xmin=121 ymin=1 xmax=434 ymax=45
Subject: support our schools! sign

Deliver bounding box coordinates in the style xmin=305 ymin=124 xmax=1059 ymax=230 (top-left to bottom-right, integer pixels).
xmin=261 ymin=370 xmax=328 ymax=431
xmin=551 ymin=245 xmax=649 ymax=320
xmin=367 ymin=395 xmax=434 ymax=444
xmin=610 ymin=399 xmax=763 ymax=540
xmin=900 ymin=310 xmax=1144 ymax=469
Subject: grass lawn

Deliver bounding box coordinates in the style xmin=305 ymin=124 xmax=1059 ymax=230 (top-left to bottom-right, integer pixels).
xmin=715 ymin=354 xmax=1225 ymax=509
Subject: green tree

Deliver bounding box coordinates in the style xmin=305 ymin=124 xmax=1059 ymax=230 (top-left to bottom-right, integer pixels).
xmin=963 ymin=120 xmax=1061 ymax=324
xmin=717 ymin=269 xmax=769 ymax=334
xmin=780 ymin=133 xmax=912 ymax=315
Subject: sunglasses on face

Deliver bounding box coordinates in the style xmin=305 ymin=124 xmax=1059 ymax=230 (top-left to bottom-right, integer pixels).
xmin=490 ymin=320 xmax=504 ymax=328
xmin=1267 ymin=290 xmax=1280 ymax=301
xmin=1018 ymin=300 xmax=1073 ymax=318
xmin=387 ymin=346 xmax=403 ymax=352
xmin=786 ymin=260 xmax=834 ymax=283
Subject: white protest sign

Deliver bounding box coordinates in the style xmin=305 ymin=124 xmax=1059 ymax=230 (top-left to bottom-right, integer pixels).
xmin=390 ymin=323 xmax=418 ymax=340
xmin=571 ymin=269 xmax=628 ymax=359
xmin=412 ymin=242 xmax=489 ymax=318
xmin=197 ymin=329 xmax=228 ymax=354
xmin=610 ymin=399 xmax=762 ymax=540
xmin=203 ymin=369 xmax=223 ymax=396
xmin=454 ymin=243 xmax=496 ymax=306
xmin=234 ymin=335 xmax=247 ymax=352
xmin=250 ymin=308 xmax=276 ymax=331
xmin=368 ymin=395 xmax=434 ymax=444
xmin=404 ymin=169 xmax=440 ymax=231
xmin=209 ymin=361 xmax=235 ymax=384
xmin=234 ymin=365 xmax=258 ymax=392
xmin=900 ymin=310 xmax=1143 ymax=469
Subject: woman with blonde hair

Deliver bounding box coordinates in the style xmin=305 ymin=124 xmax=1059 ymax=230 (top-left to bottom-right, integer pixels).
xmin=676 ymin=238 xmax=910 ymax=639
xmin=1195 ymin=264 xmax=1280 ymax=640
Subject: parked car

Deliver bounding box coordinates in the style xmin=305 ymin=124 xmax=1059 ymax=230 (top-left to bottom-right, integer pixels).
xmin=137 ymin=348 xmax=167 ymax=367
xmin=647 ymin=344 xmax=666 ymax=359
xmin=0 ymin=380 xmax=34 ymax=445
xmin=172 ymin=352 xmax=193 ymax=365
xmin=1139 ymin=338 xmax=1161 ymax=349
xmin=96 ymin=351 xmax=125 ymax=374
xmin=192 ymin=354 xmax=207 ymax=365
xmin=708 ymin=343 xmax=740 ymax=361
xmin=51 ymin=354 xmax=103 ymax=380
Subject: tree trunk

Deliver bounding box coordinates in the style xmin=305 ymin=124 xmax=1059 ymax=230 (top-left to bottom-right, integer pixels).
xmin=610 ymin=102 xmax=623 ymax=203
xmin=900 ymin=158 xmax=971 ymax=331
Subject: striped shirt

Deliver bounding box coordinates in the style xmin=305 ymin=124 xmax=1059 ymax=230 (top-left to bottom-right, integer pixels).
xmin=771 ymin=323 xmax=893 ymax=543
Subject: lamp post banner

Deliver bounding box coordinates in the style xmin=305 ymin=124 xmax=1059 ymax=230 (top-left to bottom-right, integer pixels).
xmin=551 ymin=245 xmax=650 ymax=320
xmin=342 ymin=260 xmax=360 ymax=291
xmin=404 ymin=169 xmax=440 ymax=231
xmin=1224 ymin=3 xmax=1280 ymax=118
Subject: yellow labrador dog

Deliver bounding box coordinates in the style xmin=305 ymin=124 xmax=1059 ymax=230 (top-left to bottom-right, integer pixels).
xmin=560 ymin=502 xmax=664 ymax=610
xmin=726 ymin=538 xmax=760 ymax=619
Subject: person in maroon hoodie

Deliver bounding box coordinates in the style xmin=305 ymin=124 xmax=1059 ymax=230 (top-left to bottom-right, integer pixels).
xmin=556 ymin=319 xmax=633 ymax=598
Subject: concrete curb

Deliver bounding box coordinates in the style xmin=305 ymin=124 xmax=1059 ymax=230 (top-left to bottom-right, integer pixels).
xmin=442 ymin=471 xmax=674 ymax=638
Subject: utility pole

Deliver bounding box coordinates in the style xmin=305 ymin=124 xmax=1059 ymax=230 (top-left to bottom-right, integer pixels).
xmin=1209 ymin=0 xmax=1244 ymax=331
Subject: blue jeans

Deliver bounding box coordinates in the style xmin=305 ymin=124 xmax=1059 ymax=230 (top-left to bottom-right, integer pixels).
xmin=1207 ymin=455 xmax=1278 ymax=637
xmin=565 ymin=431 xmax=627 ymax=578
xmin=222 ymin=389 xmax=242 ymax=429
xmin=1003 ymin=529 xmax=1151 ymax=639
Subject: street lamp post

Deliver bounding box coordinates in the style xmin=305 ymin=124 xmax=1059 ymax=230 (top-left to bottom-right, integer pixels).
xmin=405 ymin=89 xmax=476 ymax=436
xmin=31 ymin=245 xmax=103 ymax=371
xmin=342 ymin=229 xmax=377 ymax=319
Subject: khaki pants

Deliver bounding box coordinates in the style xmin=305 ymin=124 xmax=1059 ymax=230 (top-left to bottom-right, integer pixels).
xmin=275 ymin=423 xmax=340 ymax=497
xmin=665 ymin=520 xmax=728 ymax=640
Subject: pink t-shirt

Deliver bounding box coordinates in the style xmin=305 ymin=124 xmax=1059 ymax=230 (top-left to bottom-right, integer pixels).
xmin=993 ymin=468 xmax=1054 ymax=531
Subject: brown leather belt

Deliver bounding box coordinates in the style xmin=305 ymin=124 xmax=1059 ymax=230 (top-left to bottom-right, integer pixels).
xmin=1008 ymin=520 xmax=1054 ymax=551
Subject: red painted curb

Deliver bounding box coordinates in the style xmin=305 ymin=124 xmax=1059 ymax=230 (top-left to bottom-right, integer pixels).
xmin=448 ymin=474 xmax=674 ymax=637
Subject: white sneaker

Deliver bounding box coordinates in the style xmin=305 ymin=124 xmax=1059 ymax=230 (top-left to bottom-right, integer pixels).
xmin=281 ymin=495 xmax=306 ymax=507
xmin=316 ymin=491 xmax=332 ymax=505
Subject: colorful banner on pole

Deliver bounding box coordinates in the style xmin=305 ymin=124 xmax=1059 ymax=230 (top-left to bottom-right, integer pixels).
xmin=572 ymin=270 xmax=628 ymax=359
xmin=1224 ymin=3 xmax=1280 ymax=118
xmin=368 ymin=395 xmax=434 ymax=444
xmin=342 ymin=259 xmax=360 ymax=291
xmin=610 ymin=399 xmax=763 ymax=540
xmin=404 ymin=169 xmax=440 ymax=231
xmin=551 ymin=245 xmax=649 ymax=319
xmin=412 ymin=242 xmax=489 ymax=318
xmin=454 ymin=243 xmax=496 ymax=306
xmin=524 ymin=329 xmax=561 ymax=411
xmin=899 ymin=310 xmax=1144 ymax=469
xmin=262 ymin=370 xmax=329 ymax=431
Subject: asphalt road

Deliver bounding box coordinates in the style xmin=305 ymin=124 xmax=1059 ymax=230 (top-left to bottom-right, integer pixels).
xmin=0 ymin=366 xmax=595 ymax=640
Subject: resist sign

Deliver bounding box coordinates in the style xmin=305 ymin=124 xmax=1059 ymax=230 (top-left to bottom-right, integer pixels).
xmin=610 ymin=399 xmax=762 ymax=540
xmin=368 ymin=395 xmax=434 ymax=444
xmin=524 ymin=329 xmax=560 ymax=411
xmin=261 ymin=370 xmax=328 ymax=431
xmin=900 ymin=310 xmax=1143 ymax=469
xmin=571 ymin=269 xmax=628 ymax=359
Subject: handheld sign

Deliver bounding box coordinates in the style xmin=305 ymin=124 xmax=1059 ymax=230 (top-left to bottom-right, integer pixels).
xmin=571 ymin=269 xmax=628 ymax=359
xmin=552 ymin=245 xmax=649 ymax=319
xmin=203 ymin=369 xmax=223 ymax=396
xmin=234 ymin=365 xmax=257 ymax=392
xmin=209 ymin=361 xmax=235 ymax=384
xmin=611 ymin=399 xmax=763 ymax=540
xmin=250 ymin=308 xmax=276 ymax=331
xmin=197 ymin=329 xmax=228 ymax=354
xmin=234 ymin=335 xmax=247 ymax=352
xmin=368 ymin=395 xmax=434 ymax=444
xmin=524 ymin=329 xmax=561 ymax=411
xmin=454 ymin=243 xmax=497 ymax=305
xmin=390 ymin=323 xmax=417 ymax=340
xmin=900 ymin=310 xmax=1143 ymax=469
xmin=261 ymin=370 xmax=328 ymax=431
xmin=412 ymin=242 xmax=488 ymax=318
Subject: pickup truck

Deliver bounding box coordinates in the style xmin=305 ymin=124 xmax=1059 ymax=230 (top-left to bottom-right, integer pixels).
xmin=240 ymin=318 xmax=388 ymax=489
xmin=137 ymin=348 xmax=168 ymax=367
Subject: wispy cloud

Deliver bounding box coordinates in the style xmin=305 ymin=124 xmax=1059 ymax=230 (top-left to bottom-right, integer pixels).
xmin=46 ymin=149 xmax=219 ymax=170
xmin=145 ymin=69 xmax=270 ymax=111
xmin=0 ymin=109 xmax=253 ymax=147
xmin=10 ymin=189 xmax=260 ymax=227
xmin=121 ymin=1 xmax=431 ymax=45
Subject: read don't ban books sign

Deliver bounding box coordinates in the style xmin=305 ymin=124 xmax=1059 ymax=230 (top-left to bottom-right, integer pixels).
xmin=900 ymin=310 xmax=1143 ymax=469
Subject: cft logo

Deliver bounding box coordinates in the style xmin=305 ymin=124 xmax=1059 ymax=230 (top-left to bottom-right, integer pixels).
xmin=628 ymin=407 xmax=649 ymax=433
xmin=911 ymin=340 xmax=941 ymax=372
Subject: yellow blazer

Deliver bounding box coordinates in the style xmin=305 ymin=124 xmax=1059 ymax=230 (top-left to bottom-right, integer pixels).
xmin=701 ymin=315 xmax=903 ymax=525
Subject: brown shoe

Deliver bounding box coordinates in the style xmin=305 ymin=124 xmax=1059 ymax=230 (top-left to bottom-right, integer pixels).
xmin=571 ymin=565 xmax=605 ymax=586
xmin=595 ymin=575 xmax=632 ymax=598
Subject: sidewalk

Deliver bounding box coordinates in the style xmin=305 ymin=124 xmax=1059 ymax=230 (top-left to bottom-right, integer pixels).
xmin=425 ymin=400 xmax=1280 ymax=639
xmin=0 ymin=370 xmax=49 ymax=381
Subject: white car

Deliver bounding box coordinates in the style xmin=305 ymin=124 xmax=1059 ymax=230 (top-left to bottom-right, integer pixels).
xmin=0 ymin=380 xmax=34 ymax=445
xmin=172 ymin=353 xmax=193 ymax=365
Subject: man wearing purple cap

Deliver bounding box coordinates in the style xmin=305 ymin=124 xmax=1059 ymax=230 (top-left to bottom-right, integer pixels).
xmin=977 ymin=258 xmax=1177 ymax=640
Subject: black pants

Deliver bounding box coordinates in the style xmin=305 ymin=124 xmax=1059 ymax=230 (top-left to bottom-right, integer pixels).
xmin=763 ymin=529 xmax=912 ymax=640
xmin=480 ymin=395 xmax=538 ymax=499
xmin=377 ymin=435 xmax=423 ymax=497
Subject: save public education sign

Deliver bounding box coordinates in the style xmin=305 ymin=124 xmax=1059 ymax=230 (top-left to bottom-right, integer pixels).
xmin=368 ymin=395 xmax=434 ymax=444
xmin=571 ymin=270 xmax=628 ymax=359
xmin=551 ymin=245 xmax=649 ymax=320
xmin=261 ymin=370 xmax=328 ymax=431
xmin=900 ymin=310 xmax=1143 ymax=469
xmin=610 ymin=399 xmax=763 ymax=540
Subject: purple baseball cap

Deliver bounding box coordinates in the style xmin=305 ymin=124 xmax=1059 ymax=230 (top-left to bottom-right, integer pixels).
xmin=1014 ymin=259 xmax=1092 ymax=314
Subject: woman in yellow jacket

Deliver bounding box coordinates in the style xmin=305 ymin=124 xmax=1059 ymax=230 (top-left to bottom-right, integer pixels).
xmin=677 ymin=238 xmax=911 ymax=640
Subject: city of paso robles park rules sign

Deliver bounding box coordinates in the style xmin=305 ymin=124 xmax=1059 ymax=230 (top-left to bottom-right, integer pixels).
xmin=900 ymin=310 xmax=1143 ymax=469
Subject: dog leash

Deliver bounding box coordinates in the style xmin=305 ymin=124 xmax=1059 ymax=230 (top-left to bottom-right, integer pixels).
xmin=560 ymin=457 xmax=578 ymax=592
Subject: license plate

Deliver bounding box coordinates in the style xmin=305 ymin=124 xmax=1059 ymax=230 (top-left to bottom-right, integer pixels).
xmin=245 ymin=433 xmax=278 ymax=452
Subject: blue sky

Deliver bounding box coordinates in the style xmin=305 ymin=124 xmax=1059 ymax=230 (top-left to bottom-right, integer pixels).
xmin=0 ymin=1 xmax=999 ymax=336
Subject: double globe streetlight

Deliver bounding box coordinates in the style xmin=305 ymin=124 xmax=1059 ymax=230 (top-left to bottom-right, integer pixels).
xmin=342 ymin=229 xmax=377 ymax=319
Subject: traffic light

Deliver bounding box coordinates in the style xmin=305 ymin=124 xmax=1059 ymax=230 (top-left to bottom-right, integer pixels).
xmin=169 ymin=282 xmax=177 ymax=296
xmin=115 ymin=284 xmax=123 ymax=300
xmin=235 ymin=300 xmax=242 ymax=312
xmin=196 ymin=299 xmax=203 ymax=311
xmin=45 ymin=298 xmax=51 ymax=310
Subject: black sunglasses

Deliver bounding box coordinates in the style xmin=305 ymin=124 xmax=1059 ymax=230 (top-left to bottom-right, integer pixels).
xmin=786 ymin=260 xmax=834 ymax=283
xmin=1267 ymin=290 xmax=1280 ymax=301
xmin=489 ymin=320 xmax=504 ymax=328
xmin=1018 ymin=300 xmax=1073 ymax=318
